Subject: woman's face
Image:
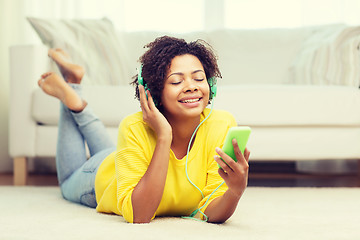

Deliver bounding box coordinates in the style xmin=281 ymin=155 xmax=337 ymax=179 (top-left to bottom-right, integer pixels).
xmin=161 ymin=54 xmax=210 ymax=121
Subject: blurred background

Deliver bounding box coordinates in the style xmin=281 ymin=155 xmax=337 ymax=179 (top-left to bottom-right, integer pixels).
xmin=1 ymin=0 xmax=360 ymax=174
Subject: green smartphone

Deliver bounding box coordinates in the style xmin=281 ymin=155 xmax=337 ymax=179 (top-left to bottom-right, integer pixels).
xmin=219 ymin=126 xmax=251 ymax=167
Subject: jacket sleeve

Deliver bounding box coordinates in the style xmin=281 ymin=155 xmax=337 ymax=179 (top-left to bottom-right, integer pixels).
xmin=115 ymin=147 xmax=150 ymax=223
xmin=114 ymin=117 xmax=154 ymax=223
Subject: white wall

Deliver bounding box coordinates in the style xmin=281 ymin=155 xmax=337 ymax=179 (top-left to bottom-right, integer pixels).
xmin=0 ymin=1 xmax=28 ymax=172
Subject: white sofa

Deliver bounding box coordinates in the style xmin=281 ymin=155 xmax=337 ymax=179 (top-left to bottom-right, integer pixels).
xmin=9 ymin=23 xmax=360 ymax=185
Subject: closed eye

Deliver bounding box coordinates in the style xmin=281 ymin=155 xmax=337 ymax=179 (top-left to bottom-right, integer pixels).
xmin=195 ymin=78 xmax=204 ymax=81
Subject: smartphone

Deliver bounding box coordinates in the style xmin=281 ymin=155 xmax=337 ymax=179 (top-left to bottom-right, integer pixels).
xmin=219 ymin=126 xmax=251 ymax=167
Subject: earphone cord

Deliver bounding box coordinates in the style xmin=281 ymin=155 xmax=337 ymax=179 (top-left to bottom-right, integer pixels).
xmin=182 ymin=101 xmax=225 ymax=222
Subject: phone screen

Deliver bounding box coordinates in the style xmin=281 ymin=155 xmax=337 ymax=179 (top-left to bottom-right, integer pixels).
xmin=221 ymin=126 xmax=251 ymax=164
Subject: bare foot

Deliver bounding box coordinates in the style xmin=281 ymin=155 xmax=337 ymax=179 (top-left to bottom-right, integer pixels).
xmin=48 ymin=48 xmax=85 ymax=84
xmin=38 ymin=72 xmax=86 ymax=112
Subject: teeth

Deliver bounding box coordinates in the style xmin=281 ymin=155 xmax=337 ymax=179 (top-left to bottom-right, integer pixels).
xmin=182 ymin=98 xmax=200 ymax=103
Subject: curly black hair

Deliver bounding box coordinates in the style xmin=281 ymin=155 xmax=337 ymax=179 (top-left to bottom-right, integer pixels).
xmin=131 ymin=35 xmax=222 ymax=112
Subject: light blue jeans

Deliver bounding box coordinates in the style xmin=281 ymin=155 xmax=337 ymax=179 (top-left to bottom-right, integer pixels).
xmin=56 ymin=84 xmax=115 ymax=208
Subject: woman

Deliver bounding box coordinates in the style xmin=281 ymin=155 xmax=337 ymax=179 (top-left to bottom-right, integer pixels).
xmin=38 ymin=36 xmax=250 ymax=224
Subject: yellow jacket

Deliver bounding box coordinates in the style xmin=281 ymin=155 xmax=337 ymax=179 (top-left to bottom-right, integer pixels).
xmin=95 ymin=108 xmax=236 ymax=223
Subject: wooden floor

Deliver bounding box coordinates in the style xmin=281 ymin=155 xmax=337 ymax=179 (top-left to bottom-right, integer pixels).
xmin=248 ymin=161 xmax=360 ymax=187
xmin=250 ymin=172 xmax=360 ymax=187
xmin=0 ymin=173 xmax=59 ymax=186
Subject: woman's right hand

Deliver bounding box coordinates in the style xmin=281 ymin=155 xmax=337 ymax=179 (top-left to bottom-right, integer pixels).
xmin=139 ymin=85 xmax=172 ymax=140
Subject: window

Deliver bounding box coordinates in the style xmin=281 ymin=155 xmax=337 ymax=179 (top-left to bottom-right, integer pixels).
xmin=122 ymin=0 xmax=204 ymax=32
xmin=21 ymin=0 xmax=360 ymax=34
xmin=224 ymin=0 xmax=360 ymax=29
xmin=224 ymin=0 xmax=303 ymax=29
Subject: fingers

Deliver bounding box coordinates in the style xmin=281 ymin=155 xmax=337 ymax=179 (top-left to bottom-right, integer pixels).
xmin=244 ymin=148 xmax=250 ymax=163
xmin=231 ymin=139 xmax=250 ymax=166
xmin=146 ymin=88 xmax=157 ymax=109
xmin=214 ymin=155 xmax=232 ymax=182
xmin=214 ymin=139 xmax=250 ymax=173
xmin=139 ymin=85 xmax=158 ymax=116
xmin=214 ymin=147 xmax=235 ymax=173
xmin=139 ymin=85 xmax=149 ymax=112
xmin=217 ymin=167 xmax=228 ymax=180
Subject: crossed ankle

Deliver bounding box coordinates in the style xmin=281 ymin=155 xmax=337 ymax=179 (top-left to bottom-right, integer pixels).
xmin=69 ymin=100 xmax=87 ymax=113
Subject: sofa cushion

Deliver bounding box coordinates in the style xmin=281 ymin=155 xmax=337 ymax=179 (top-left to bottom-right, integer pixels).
xmin=32 ymin=85 xmax=360 ymax=127
xmin=34 ymin=125 xmax=360 ymax=160
xmin=215 ymin=85 xmax=360 ymax=126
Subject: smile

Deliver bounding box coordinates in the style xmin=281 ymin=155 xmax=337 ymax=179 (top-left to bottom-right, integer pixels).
xmin=179 ymin=98 xmax=201 ymax=103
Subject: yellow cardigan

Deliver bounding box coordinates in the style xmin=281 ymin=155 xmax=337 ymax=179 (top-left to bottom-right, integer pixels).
xmin=95 ymin=108 xmax=236 ymax=223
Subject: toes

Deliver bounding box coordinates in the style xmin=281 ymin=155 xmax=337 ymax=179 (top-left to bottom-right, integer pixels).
xmin=48 ymin=48 xmax=55 ymax=58
xmin=38 ymin=72 xmax=55 ymax=87
xmin=49 ymin=48 xmax=69 ymax=58
xmin=38 ymin=78 xmax=45 ymax=87
xmin=45 ymin=72 xmax=53 ymax=78
xmin=41 ymin=72 xmax=52 ymax=79
xmin=53 ymin=48 xmax=63 ymax=51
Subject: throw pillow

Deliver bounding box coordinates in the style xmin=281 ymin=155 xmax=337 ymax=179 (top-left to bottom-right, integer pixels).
xmin=290 ymin=24 xmax=360 ymax=87
xmin=27 ymin=17 xmax=130 ymax=85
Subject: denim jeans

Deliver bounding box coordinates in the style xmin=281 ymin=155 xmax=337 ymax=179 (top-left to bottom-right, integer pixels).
xmin=56 ymin=84 xmax=115 ymax=208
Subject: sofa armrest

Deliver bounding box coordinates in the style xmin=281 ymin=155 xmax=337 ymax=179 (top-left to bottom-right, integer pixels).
xmin=9 ymin=44 xmax=50 ymax=157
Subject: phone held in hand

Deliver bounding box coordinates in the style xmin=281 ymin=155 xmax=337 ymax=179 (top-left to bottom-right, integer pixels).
xmin=219 ymin=126 xmax=251 ymax=167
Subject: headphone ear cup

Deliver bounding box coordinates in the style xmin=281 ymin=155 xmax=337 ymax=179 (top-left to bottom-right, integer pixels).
xmin=208 ymin=77 xmax=217 ymax=98
xmin=211 ymin=83 xmax=217 ymax=98
xmin=138 ymin=64 xmax=158 ymax=107
xmin=138 ymin=65 xmax=144 ymax=86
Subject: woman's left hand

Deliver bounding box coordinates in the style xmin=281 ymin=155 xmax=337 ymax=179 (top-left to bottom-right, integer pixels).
xmin=214 ymin=139 xmax=250 ymax=198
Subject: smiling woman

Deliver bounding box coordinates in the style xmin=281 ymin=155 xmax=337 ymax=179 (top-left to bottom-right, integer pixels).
xmin=98 ymin=36 xmax=249 ymax=223
xmin=161 ymin=54 xmax=210 ymax=122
